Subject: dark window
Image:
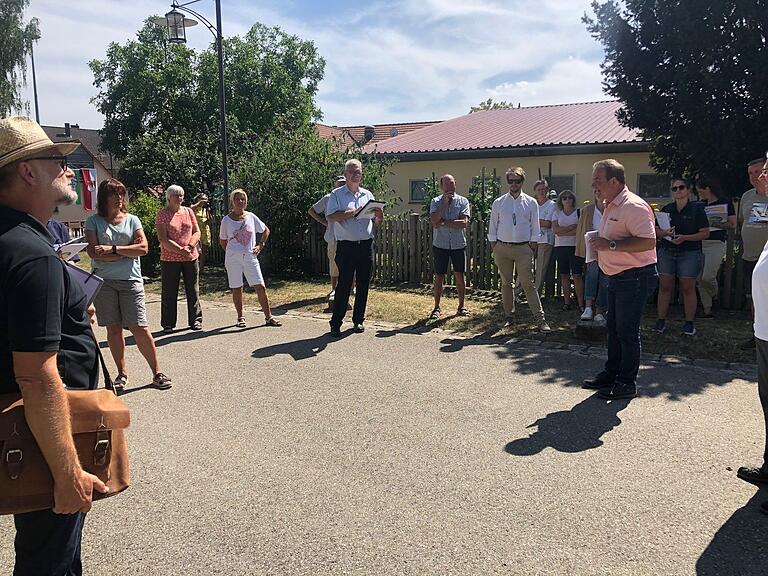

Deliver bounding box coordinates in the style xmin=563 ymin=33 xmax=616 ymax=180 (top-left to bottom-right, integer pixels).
xmin=410 ymin=179 xmax=427 ymax=203
xmin=637 ymin=174 xmax=669 ymax=199
xmin=547 ymin=175 xmax=575 ymax=196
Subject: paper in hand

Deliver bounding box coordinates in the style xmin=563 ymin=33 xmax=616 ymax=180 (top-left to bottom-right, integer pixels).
xmin=584 ymin=230 xmax=598 ymax=263
xmin=354 ymin=200 xmax=386 ymax=220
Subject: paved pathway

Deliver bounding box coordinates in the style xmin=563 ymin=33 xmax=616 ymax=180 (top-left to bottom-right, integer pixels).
xmin=1 ymin=297 xmax=766 ymax=575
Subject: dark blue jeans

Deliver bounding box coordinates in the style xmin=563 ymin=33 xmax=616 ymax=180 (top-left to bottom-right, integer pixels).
xmin=13 ymin=509 xmax=85 ymax=575
xmin=603 ymin=264 xmax=658 ymax=387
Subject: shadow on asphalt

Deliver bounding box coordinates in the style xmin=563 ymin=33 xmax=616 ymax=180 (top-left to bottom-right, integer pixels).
xmin=437 ymin=334 xmax=745 ymax=401
xmin=251 ymin=331 xmax=351 ymax=361
xmin=375 ymin=316 xmax=452 ymax=338
xmin=99 ymin=325 xmax=263 ymax=349
xmin=696 ymin=488 xmax=768 ymax=575
xmin=504 ymin=393 xmax=630 ymax=455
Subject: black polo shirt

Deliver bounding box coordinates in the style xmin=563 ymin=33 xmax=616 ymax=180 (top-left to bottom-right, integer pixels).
xmin=659 ymin=200 xmax=709 ymax=253
xmin=0 ymin=205 xmax=98 ymax=394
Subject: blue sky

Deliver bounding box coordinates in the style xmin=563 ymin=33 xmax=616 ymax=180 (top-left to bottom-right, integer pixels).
xmin=21 ymin=0 xmax=608 ymax=129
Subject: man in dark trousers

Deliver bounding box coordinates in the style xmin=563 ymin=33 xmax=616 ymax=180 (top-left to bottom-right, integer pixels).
xmin=0 ymin=116 xmax=108 ymax=574
xmin=326 ymin=159 xmax=383 ymax=336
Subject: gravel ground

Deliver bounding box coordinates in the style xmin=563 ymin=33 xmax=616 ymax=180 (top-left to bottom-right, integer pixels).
xmin=1 ymin=296 xmax=766 ymax=575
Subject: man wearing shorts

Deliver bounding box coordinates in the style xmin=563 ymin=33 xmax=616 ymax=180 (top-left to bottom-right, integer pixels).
xmin=309 ymin=175 xmax=346 ymax=302
xmin=429 ymin=174 xmax=470 ymax=319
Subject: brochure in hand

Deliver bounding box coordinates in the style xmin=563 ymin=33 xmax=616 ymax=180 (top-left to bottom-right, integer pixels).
xmin=53 ymin=236 xmax=88 ymax=262
xmin=655 ymin=212 xmax=675 ymax=242
xmin=748 ymin=202 xmax=768 ymax=225
xmin=704 ymin=204 xmax=728 ymax=232
xmin=354 ymin=200 xmax=386 ymax=220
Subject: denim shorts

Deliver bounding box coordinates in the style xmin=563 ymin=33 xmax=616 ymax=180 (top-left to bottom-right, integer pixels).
xmin=657 ymin=248 xmax=703 ymax=279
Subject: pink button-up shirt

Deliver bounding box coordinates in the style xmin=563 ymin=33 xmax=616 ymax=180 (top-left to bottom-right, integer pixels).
xmin=598 ymin=187 xmax=657 ymax=276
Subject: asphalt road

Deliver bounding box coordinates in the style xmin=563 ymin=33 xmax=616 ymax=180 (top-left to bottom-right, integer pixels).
xmin=1 ymin=296 xmax=766 ymax=575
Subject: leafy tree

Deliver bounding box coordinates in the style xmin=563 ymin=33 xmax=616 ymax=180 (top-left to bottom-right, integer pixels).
xmin=127 ymin=191 xmax=164 ymax=276
xmin=469 ymin=98 xmax=516 ymax=113
xmin=584 ymin=0 xmax=768 ymax=195
xmin=418 ymin=173 xmax=442 ymax=218
xmin=466 ymin=169 xmax=500 ymax=222
xmin=0 ymin=1 xmax=39 ymax=115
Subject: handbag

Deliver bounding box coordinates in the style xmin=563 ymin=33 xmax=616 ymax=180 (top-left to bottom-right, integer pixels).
xmin=0 ymin=333 xmax=131 ymax=515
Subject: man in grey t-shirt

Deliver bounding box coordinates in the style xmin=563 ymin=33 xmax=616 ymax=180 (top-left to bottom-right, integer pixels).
xmin=309 ymin=175 xmax=346 ymax=301
xmin=739 ymin=157 xmax=768 ymax=349
xmin=429 ymin=174 xmax=470 ymax=319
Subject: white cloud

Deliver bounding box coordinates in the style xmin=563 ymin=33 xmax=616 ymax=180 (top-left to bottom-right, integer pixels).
xmin=18 ymin=0 xmax=608 ymax=129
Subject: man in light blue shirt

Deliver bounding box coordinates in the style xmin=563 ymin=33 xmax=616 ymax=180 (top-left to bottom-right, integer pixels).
xmin=429 ymin=174 xmax=470 ymax=319
xmin=326 ymin=159 xmax=383 ymax=336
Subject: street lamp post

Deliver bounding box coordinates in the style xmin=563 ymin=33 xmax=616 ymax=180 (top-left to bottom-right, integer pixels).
xmin=160 ymin=0 xmax=230 ymax=212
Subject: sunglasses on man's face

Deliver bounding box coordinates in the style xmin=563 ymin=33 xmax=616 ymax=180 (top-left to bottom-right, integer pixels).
xmin=671 ymin=184 xmax=688 ymax=192
xmin=27 ymin=155 xmax=68 ymax=171
xmin=507 ymin=178 xmax=523 ymax=185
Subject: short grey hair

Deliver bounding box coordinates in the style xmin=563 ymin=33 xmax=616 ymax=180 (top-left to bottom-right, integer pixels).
xmin=165 ymin=184 xmax=185 ymax=200
xmin=344 ymin=159 xmax=362 ymax=172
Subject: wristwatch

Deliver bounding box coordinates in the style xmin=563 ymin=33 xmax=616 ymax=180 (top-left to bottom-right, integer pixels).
xmin=608 ymin=240 xmax=617 ymax=251
xmin=111 ymin=245 xmax=117 ymax=255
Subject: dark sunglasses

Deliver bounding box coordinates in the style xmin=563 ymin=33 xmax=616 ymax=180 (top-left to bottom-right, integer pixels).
xmin=670 ymin=184 xmax=688 ymax=191
xmin=507 ymin=178 xmax=524 ymax=184
xmin=26 ymin=155 xmax=68 ymax=171
xmin=562 ymin=196 xmax=575 ymax=201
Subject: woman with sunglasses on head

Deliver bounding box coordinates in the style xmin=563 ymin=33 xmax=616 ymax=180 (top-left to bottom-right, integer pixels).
xmin=85 ymin=178 xmax=172 ymax=391
xmin=550 ymin=189 xmax=584 ymax=311
xmin=654 ymin=178 xmax=709 ymax=336
xmin=695 ymin=177 xmax=736 ymax=319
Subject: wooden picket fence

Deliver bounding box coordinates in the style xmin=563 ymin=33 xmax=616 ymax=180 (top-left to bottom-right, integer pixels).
xmin=207 ymin=212 xmax=749 ymax=310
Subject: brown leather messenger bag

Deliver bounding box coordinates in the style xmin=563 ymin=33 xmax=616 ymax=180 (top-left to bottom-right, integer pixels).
xmin=0 ymin=333 xmax=130 ymax=515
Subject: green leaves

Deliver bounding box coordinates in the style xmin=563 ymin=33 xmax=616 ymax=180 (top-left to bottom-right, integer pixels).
xmin=585 ymin=0 xmax=768 ymax=194
xmin=0 ymin=0 xmax=37 ymax=115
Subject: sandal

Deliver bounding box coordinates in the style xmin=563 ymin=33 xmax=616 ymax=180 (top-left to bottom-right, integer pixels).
xmin=236 ymin=317 xmax=246 ymax=328
xmin=190 ymin=320 xmax=202 ymax=331
xmin=113 ymin=374 xmax=128 ymax=393
xmin=429 ymin=307 xmax=441 ymax=320
xmin=457 ymin=307 xmax=470 ymax=316
xmin=152 ymin=372 xmax=172 ymax=390
xmin=265 ymin=316 xmax=282 ymax=327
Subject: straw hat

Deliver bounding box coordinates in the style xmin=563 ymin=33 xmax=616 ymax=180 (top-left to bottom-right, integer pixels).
xmin=0 ymin=116 xmax=80 ymax=169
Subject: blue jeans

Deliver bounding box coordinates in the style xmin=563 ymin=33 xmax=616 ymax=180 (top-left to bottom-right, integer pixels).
xmin=602 ymin=264 xmax=658 ymax=387
xmin=584 ymin=260 xmax=607 ymax=309
xmin=14 ymin=509 xmax=85 ymax=575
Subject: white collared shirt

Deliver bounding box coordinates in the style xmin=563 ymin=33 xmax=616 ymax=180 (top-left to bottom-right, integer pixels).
xmin=487 ymin=192 xmax=540 ymax=243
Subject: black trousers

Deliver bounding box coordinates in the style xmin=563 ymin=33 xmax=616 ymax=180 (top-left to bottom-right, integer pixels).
xmin=14 ymin=509 xmax=85 ymax=575
xmin=160 ymin=260 xmax=202 ymax=329
xmin=330 ymin=239 xmax=373 ymax=328
xmin=756 ymin=338 xmax=768 ymax=470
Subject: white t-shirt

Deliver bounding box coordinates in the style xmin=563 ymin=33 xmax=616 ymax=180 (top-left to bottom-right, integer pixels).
xmin=753 ymin=246 xmax=768 ymax=341
xmin=551 ymin=208 xmax=579 ymax=247
xmin=219 ymin=212 xmax=266 ymax=255
xmin=592 ymin=207 xmax=603 ymax=231
xmin=537 ymin=199 xmax=556 ymax=245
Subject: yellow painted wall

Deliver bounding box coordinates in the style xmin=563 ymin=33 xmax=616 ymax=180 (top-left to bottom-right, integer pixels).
xmin=385 ymin=151 xmax=657 ymax=213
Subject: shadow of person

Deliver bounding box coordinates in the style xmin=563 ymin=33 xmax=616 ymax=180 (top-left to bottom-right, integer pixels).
xmin=251 ymin=332 xmax=348 ymax=361
xmin=504 ymin=393 xmax=630 ymax=456
xmin=375 ymin=316 xmax=451 ymax=338
xmin=696 ymin=489 xmax=768 ymax=575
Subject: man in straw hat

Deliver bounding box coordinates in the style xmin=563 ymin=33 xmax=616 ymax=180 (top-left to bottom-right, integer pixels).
xmin=0 ymin=116 xmax=109 ymax=574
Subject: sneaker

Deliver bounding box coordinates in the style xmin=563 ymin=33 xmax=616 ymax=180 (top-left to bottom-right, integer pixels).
xmin=152 ymin=372 xmax=172 ymax=390
xmin=162 ymin=326 xmax=174 ymax=334
xmin=327 ymin=290 xmax=335 ymax=302
xmin=538 ymin=320 xmax=552 ymax=333
xmin=329 ymin=326 xmax=342 ymax=338
xmin=429 ymin=307 xmax=441 ymax=320
xmin=583 ymin=374 xmax=613 ymax=389
xmin=353 ymin=323 xmax=365 ymax=333
xmin=593 ymin=313 xmax=606 ymax=326
xmin=580 ymin=307 xmax=594 ymax=321
xmin=598 ymin=382 xmax=636 ymax=400
xmin=653 ymin=319 xmax=667 ymax=334
xmin=457 ymin=307 xmax=470 ymax=316
xmin=736 ymin=466 xmax=768 ymax=485
xmin=113 ymin=374 xmax=128 ymax=393
xmin=190 ymin=320 xmax=202 ymax=331
xmin=681 ymin=321 xmax=696 ymax=336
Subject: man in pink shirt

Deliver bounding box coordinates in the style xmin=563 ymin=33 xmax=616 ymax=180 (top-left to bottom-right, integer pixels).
xmin=583 ymin=159 xmax=658 ymax=399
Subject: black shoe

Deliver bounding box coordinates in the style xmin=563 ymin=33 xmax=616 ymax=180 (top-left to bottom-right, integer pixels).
xmin=353 ymin=323 xmax=365 ymax=333
xmin=598 ymin=382 xmax=637 ymax=400
xmin=737 ymin=466 xmax=768 ymax=485
xmin=329 ymin=327 xmax=342 ymax=338
xmin=583 ymin=374 xmax=614 ymax=389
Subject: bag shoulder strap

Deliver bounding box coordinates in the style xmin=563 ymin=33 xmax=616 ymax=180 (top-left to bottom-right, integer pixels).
xmin=88 ymin=328 xmax=115 ymax=394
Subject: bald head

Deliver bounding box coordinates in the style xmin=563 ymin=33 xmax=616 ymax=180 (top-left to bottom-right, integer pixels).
xmin=440 ymin=174 xmax=456 ymax=194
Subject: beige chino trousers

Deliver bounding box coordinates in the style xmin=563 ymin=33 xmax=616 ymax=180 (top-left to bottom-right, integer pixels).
xmin=493 ymin=242 xmax=545 ymax=320
xmin=698 ymin=239 xmax=725 ymax=310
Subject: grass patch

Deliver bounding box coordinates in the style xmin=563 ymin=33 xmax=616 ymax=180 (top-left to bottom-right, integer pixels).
xmin=143 ymin=265 xmax=753 ymax=364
